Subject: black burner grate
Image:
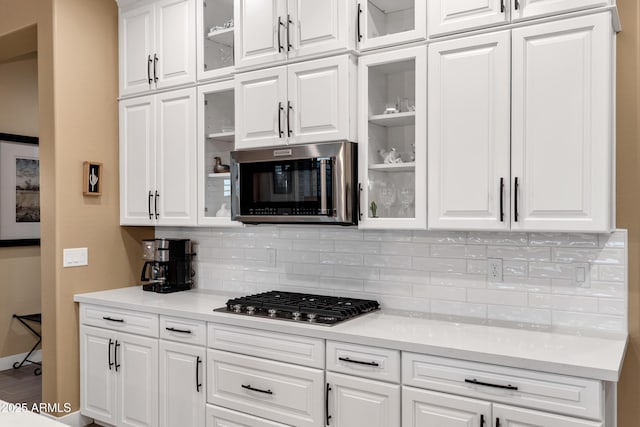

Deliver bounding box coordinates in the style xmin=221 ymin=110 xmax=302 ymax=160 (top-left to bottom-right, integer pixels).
xmin=217 ymin=291 xmax=380 ymax=325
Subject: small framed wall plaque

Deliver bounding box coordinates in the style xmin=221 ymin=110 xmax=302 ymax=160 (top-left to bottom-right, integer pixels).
xmin=83 ymin=161 xmax=102 ymax=196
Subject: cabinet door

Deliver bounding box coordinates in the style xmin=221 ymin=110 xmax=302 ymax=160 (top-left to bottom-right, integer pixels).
xmin=119 ymin=4 xmax=155 ymax=96
xmin=235 ymin=66 xmax=288 ymax=148
xmin=235 ymin=0 xmax=287 ymax=69
xmin=287 ymin=55 xmax=354 ymax=144
xmin=358 ymin=0 xmax=427 ymax=51
xmin=160 ymin=341 xmax=206 ymax=427
xmin=493 ymin=404 xmax=602 ymax=427
xmin=206 ymin=405 xmax=291 ymax=426
xmin=155 ymin=0 xmax=196 ymax=89
xmin=327 ymin=372 xmax=400 ymax=427
xmin=156 ymin=88 xmax=198 ymax=226
xmin=428 ymin=31 xmax=511 ymax=231
xmin=80 ymin=326 xmax=117 ymax=426
xmin=512 ymin=0 xmax=609 ymax=22
xmin=119 ymin=96 xmax=156 ymax=226
xmin=288 ymin=0 xmax=354 ymax=59
xmin=402 ymin=386 xmax=491 ymax=427
xmin=117 ymin=333 xmax=159 ymax=427
xmin=511 ymin=13 xmax=613 ymax=232
xmin=428 ymin=0 xmax=507 ymax=37
xmin=358 ymin=46 xmax=427 ymax=230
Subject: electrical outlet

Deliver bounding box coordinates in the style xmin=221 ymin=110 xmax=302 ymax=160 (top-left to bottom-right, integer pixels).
xmin=267 ymin=248 xmax=277 ymax=267
xmin=488 ymin=258 xmax=503 ymax=282
xmin=574 ymin=263 xmax=590 ymax=287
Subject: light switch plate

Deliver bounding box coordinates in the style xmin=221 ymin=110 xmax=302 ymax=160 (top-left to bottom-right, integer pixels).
xmin=63 ymin=248 xmax=88 ymax=267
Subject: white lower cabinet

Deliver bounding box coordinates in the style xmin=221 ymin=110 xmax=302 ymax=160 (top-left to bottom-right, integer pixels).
xmin=327 ymin=371 xmax=400 ymax=427
xmin=206 ymin=405 xmax=290 ymax=427
xmin=493 ymin=404 xmax=602 ymax=427
xmin=159 ymin=340 xmax=206 ymax=427
xmin=80 ymin=325 xmax=159 ymax=427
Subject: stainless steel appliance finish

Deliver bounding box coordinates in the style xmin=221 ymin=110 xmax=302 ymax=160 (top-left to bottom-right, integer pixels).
xmin=140 ymin=238 xmax=195 ymax=293
xmin=230 ymin=141 xmax=358 ymax=225
xmin=215 ymin=291 xmax=380 ymax=326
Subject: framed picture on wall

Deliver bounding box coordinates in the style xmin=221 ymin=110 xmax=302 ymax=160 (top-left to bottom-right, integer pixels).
xmin=83 ymin=161 xmax=102 ymax=196
xmin=0 ymin=133 xmax=40 ymax=247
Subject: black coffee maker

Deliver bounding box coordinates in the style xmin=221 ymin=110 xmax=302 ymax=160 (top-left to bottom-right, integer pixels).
xmin=141 ymin=238 xmax=195 ymax=293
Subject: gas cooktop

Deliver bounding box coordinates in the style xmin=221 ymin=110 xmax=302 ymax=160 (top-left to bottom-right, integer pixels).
xmin=215 ymin=291 xmax=380 ymax=326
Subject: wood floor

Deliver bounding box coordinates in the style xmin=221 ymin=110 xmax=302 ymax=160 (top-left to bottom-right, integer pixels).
xmin=0 ymin=367 xmax=100 ymax=426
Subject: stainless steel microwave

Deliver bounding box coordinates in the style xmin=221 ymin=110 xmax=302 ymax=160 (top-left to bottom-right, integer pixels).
xmin=230 ymin=141 xmax=358 ymax=225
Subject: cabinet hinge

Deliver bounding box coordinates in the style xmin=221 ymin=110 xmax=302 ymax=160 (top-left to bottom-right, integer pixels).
xmin=204 ymin=100 xmax=208 ymax=106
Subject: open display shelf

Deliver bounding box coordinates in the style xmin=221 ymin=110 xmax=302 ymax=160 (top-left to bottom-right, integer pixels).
xmin=206 ymin=27 xmax=234 ymax=47
xmin=369 ymin=162 xmax=415 ymax=172
xmin=369 ymin=112 xmax=415 ymax=127
xmin=207 ymin=131 xmax=235 ymax=142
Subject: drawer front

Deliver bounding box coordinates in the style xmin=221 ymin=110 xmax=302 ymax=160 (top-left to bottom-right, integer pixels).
xmin=208 ymin=323 xmax=324 ymax=368
xmin=206 ymin=405 xmax=290 ymax=427
xmin=326 ymin=341 xmax=400 ymax=383
xmin=160 ymin=316 xmax=206 ymax=346
xmin=207 ymin=349 xmax=324 ymax=427
xmin=80 ymin=304 xmax=159 ymax=337
xmin=402 ymin=353 xmax=602 ymax=420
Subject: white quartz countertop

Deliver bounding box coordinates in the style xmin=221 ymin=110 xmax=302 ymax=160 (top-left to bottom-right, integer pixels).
xmin=74 ymin=286 xmax=627 ymax=382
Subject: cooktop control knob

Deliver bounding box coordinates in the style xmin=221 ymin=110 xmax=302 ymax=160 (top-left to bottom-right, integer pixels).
xmin=307 ymin=313 xmax=317 ymax=322
xmin=232 ymin=304 xmax=242 ymax=313
xmin=268 ymin=308 xmax=277 ymax=318
xmin=246 ymin=306 xmax=256 ymax=315
xmin=292 ymin=311 xmax=301 ymax=320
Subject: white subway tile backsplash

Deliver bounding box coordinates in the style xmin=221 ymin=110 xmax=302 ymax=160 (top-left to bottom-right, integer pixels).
xmin=166 ymin=227 xmax=627 ymax=336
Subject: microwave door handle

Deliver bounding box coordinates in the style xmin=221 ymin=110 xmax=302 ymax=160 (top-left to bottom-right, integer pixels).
xmin=320 ymin=159 xmax=328 ymax=215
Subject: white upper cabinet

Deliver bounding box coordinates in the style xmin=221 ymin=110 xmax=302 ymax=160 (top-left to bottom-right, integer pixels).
xmin=428 ymin=31 xmax=511 ymax=231
xmin=511 ymin=13 xmax=614 ymax=232
xmin=197 ymin=0 xmax=235 ymax=81
xmin=234 ymin=0 xmax=354 ymax=70
xmin=428 ymin=0 xmax=507 ymax=37
xmin=428 ymin=0 xmax=611 ymax=37
xmin=120 ymin=88 xmax=198 ymax=226
xmin=512 ymin=0 xmax=610 ymax=22
xmin=119 ymin=0 xmax=196 ymax=96
xmin=357 ymin=0 xmax=426 ymax=51
xmin=358 ymin=46 xmax=427 ymax=230
xmin=235 ymin=55 xmax=356 ymax=149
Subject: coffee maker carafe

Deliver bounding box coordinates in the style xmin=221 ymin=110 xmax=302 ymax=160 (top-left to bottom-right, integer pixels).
xmin=140 ymin=238 xmax=195 ymax=293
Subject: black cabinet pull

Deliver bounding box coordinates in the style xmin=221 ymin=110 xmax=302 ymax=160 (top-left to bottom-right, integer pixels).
xmin=338 ymin=357 xmax=379 ymax=367
xmin=153 ymin=53 xmax=158 ymax=82
xmin=500 ymin=0 xmax=505 ymax=13
xmin=148 ymin=191 xmax=153 ymax=219
xmin=147 ymin=55 xmax=152 ymax=84
xmin=154 ymin=190 xmax=159 ymax=219
xmin=287 ymin=14 xmax=293 ymax=51
xmin=166 ymin=327 xmax=192 ymax=334
xmin=480 ymin=414 xmax=485 ymax=427
xmin=287 ymin=101 xmax=293 ymax=137
xmin=241 ymin=384 xmax=273 ymax=395
xmin=196 ymin=356 xmax=202 ymax=392
xmin=358 ymin=183 xmax=363 ymax=220
xmin=465 ymin=378 xmax=518 ymax=391
xmin=278 ymin=16 xmax=284 ymax=52
xmin=114 ymin=340 xmax=121 ymax=372
xmin=108 ymin=339 xmax=114 ymax=371
xmin=103 ymin=316 xmax=124 ymax=323
xmin=325 ymin=383 xmax=332 ymax=425
xmin=515 ymin=0 xmax=520 ymax=10
xmin=278 ymin=102 xmax=284 ymax=137
xmin=496 ymin=417 xmax=501 ymax=427
xmin=499 ymin=177 xmax=505 ymax=222
xmin=514 ymin=177 xmax=519 ymax=222
xmin=357 ymin=3 xmax=363 ymax=42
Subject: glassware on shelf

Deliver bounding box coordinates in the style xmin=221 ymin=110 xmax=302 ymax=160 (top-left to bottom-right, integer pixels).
xmin=398 ymin=186 xmax=415 ymax=217
xmin=378 ymin=182 xmax=396 ymax=217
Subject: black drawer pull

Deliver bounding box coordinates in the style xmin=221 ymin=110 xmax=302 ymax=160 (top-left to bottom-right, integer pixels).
xmin=103 ymin=316 xmax=124 ymax=323
xmin=196 ymin=356 xmax=202 ymax=392
xmin=114 ymin=340 xmax=121 ymax=372
xmin=465 ymin=378 xmax=518 ymax=391
xmin=326 ymin=382 xmax=332 ymax=425
xmin=166 ymin=327 xmax=192 ymax=334
xmin=242 ymin=384 xmax=273 ymax=395
xmin=108 ymin=338 xmax=114 ymax=370
xmin=338 ymin=357 xmax=379 ymax=367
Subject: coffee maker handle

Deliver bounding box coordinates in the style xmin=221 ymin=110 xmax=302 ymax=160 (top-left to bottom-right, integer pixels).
xmin=141 ymin=261 xmax=153 ymax=282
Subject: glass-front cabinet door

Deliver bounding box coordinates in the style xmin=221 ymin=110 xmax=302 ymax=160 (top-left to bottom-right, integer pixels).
xmin=357 ymin=0 xmax=426 ymax=51
xmin=196 ymin=0 xmax=235 ymax=81
xmin=197 ymin=80 xmax=241 ymax=226
xmin=358 ymin=46 xmax=426 ymax=229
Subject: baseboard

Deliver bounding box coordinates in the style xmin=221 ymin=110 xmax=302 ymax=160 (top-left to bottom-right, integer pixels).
xmin=0 ymin=350 xmax=42 ymax=371
xmin=41 ymin=410 xmax=94 ymax=427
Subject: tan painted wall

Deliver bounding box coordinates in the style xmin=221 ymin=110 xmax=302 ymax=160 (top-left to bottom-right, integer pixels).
xmin=0 ymin=0 xmax=152 ymax=413
xmin=615 ymin=0 xmax=640 ymax=426
xmin=0 ymin=53 xmax=41 ymax=359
